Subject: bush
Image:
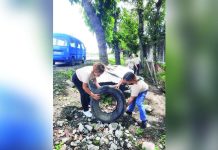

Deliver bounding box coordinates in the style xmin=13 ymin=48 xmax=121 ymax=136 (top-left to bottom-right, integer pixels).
xmin=157 ymin=71 xmax=166 ymax=90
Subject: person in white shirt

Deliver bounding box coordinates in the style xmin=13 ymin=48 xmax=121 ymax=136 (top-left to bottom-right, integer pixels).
xmin=72 ymin=62 xmax=105 ymax=117
xmin=126 ymin=54 xmax=135 ymax=70
xmin=116 ymin=72 xmax=149 ymax=128
xmin=133 ymin=54 xmax=141 ymax=75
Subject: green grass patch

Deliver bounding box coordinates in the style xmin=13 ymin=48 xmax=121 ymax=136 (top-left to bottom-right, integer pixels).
xmin=55 ymin=142 xmax=63 ymax=150
xmin=99 ymin=94 xmax=117 ymax=112
xmin=92 ymin=139 xmax=100 ymax=146
xmin=53 ymin=70 xmax=75 ymax=96
xmin=135 ymin=127 xmax=144 ymax=136
xmin=108 ymin=57 xmax=125 ymax=65
xmin=135 ymin=143 xmax=142 ymax=150
xmin=157 ymin=134 xmax=166 ymax=149
xmin=155 ymin=145 xmax=160 ymax=150
xmin=100 ymin=94 xmax=113 ymax=106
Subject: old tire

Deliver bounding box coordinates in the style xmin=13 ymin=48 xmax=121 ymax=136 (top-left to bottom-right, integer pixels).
xmin=90 ymin=85 xmax=126 ymax=123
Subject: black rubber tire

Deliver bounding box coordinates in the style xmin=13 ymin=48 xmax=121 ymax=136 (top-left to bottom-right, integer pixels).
xmin=81 ymin=56 xmax=85 ymax=64
xmin=90 ymin=84 xmax=126 ymax=123
xmin=68 ymin=57 xmax=76 ymax=66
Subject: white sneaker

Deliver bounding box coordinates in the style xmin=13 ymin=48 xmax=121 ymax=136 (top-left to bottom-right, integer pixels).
xmin=83 ymin=111 xmax=92 ymax=117
xmin=147 ymin=123 xmax=151 ymax=128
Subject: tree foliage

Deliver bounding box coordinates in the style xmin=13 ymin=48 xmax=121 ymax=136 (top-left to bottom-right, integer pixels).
xmin=69 ymin=0 xmax=165 ymax=65
xmin=118 ymin=8 xmax=139 ymax=54
xmin=144 ymin=0 xmax=165 ymax=45
xmin=69 ymin=0 xmax=109 ymax=64
xmin=77 ymin=0 xmax=119 ymax=48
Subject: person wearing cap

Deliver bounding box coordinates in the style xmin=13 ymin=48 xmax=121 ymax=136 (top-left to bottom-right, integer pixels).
xmin=115 ymin=72 xmax=149 ymax=128
xmin=72 ymin=62 xmax=105 ymax=117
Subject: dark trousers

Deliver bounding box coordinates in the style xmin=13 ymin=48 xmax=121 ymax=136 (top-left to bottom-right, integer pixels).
xmin=72 ymin=73 xmax=90 ymax=111
xmin=134 ymin=64 xmax=140 ymax=75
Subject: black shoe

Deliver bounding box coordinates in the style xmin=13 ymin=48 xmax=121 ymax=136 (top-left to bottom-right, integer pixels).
xmin=126 ymin=111 xmax=132 ymax=116
xmin=141 ymin=121 xmax=147 ymax=129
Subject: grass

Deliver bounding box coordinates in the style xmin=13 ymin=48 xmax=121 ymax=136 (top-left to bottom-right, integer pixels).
xmin=92 ymin=139 xmax=100 ymax=146
xmin=135 ymin=143 xmax=143 ymax=150
xmin=135 ymin=127 xmax=144 ymax=136
xmin=55 ymin=142 xmax=63 ymax=150
xmin=108 ymin=57 xmax=125 ymax=65
xmin=99 ymin=94 xmax=117 ymax=112
xmin=100 ymin=94 xmax=113 ymax=106
xmin=53 ymin=70 xmax=75 ymax=95
xmin=155 ymin=145 xmax=160 ymax=150
xmin=157 ymin=134 xmax=166 ymax=149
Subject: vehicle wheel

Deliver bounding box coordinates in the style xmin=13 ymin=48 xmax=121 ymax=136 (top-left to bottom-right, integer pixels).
xmin=82 ymin=56 xmax=85 ymax=64
xmin=69 ymin=57 xmax=76 ymax=66
xmin=89 ymin=81 xmax=126 ymax=123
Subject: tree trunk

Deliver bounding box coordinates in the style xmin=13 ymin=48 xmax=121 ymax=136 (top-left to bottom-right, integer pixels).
xmin=114 ymin=42 xmax=120 ymax=65
xmin=137 ymin=0 xmax=146 ymax=68
xmin=161 ymin=39 xmax=165 ymax=62
xmin=154 ymin=43 xmax=158 ymax=63
xmin=157 ymin=40 xmax=165 ymax=63
xmin=113 ymin=12 xmax=120 ymax=65
xmin=153 ymin=0 xmax=162 ymax=64
xmin=82 ymin=0 xmax=108 ymax=64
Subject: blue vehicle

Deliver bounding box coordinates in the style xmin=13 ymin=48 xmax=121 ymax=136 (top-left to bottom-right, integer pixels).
xmin=53 ymin=33 xmax=86 ymax=65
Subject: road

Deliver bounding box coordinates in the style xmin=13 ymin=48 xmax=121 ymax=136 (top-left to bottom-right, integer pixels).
xmin=53 ymin=59 xmax=98 ymax=71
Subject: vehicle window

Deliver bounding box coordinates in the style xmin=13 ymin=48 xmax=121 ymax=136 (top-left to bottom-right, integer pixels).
xmin=53 ymin=38 xmax=67 ymax=46
xmin=77 ymin=43 xmax=81 ymax=49
xmin=70 ymin=41 xmax=76 ymax=48
xmin=81 ymin=44 xmax=85 ymax=50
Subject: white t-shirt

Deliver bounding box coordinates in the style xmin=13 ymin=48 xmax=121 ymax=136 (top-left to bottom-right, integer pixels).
xmin=130 ymin=79 xmax=149 ymax=97
xmin=126 ymin=59 xmax=135 ymax=69
xmin=134 ymin=57 xmax=141 ymax=65
xmin=76 ymin=66 xmax=93 ymax=83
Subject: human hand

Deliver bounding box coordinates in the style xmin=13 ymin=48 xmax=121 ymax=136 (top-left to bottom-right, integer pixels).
xmin=114 ymin=84 xmax=120 ymax=89
xmin=127 ymin=97 xmax=135 ymax=105
xmin=91 ymin=93 xmax=100 ymax=100
xmin=127 ymin=100 xmax=131 ymax=105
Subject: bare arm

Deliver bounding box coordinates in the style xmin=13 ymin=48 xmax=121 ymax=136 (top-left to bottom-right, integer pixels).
xmin=115 ymin=79 xmax=124 ymax=89
xmin=127 ymin=96 xmax=136 ymax=105
xmin=82 ymin=83 xmax=100 ymax=100
xmin=95 ymin=81 xmax=101 ymax=88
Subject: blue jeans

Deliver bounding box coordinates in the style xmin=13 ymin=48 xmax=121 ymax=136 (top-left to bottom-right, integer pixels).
xmin=127 ymin=91 xmax=147 ymax=121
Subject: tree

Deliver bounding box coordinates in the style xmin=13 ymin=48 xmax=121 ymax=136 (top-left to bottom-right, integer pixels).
xmin=112 ymin=8 xmax=121 ymax=64
xmin=94 ymin=0 xmax=121 ymax=65
xmin=143 ymin=0 xmax=165 ymax=85
xmin=144 ymin=0 xmax=165 ymax=63
xmin=118 ymin=8 xmax=139 ymax=55
xmin=136 ymin=0 xmax=146 ymax=68
xmin=70 ymin=0 xmax=108 ymax=64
